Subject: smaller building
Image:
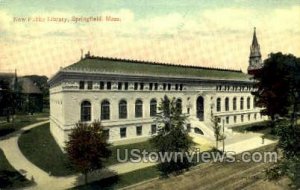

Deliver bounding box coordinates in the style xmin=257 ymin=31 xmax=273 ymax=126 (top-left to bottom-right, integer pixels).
xmin=18 ymin=77 xmax=43 ymax=113
xmin=0 ymin=72 xmax=43 ymax=116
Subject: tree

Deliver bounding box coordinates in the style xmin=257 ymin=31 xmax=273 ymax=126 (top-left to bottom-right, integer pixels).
xmin=0 ymin=80 xmax=16 ymax=122
xmin=211 ymin=116 xmax=221 ymax=149
xmin=252 ymin=52 xmax=300 ymax=127
xmin=150 ymin=96 xmax=194 ymax=177
xmin=65 ymin=121 xmax=111 ymax=184
xmin=254 ymin=52 xmax=300 ymax=188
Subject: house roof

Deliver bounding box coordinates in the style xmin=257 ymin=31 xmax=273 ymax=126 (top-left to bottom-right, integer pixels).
xmin=19 ymin=78 xmax=42 ymax=94
xmin=0 ymin=72 xmax=17 ymax=90
xmin=63 ymin=56 xmax=250 ymax=80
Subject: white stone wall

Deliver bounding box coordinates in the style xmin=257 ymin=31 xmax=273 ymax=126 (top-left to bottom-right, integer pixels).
xmin=50 ymin=79 xmax=267 ymax=148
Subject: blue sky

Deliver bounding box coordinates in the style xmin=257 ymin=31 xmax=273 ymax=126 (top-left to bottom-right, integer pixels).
xmin=0 ymin=0 xmax=299 ymax=76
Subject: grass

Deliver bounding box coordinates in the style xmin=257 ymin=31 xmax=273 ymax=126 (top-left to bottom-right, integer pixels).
xmin=18 ymin=123 xmax=155 ymax=176
xmin=0 ymin=110 xmax=49 ymax=137
xmin=107 ymin=141 xmax=154 ymax=166
xmin=18 ymin=123 xmax=75 ymax=176
xmin=231 ymin=121 xmax=271 ymax=133
xmin=72 ymin=166 xmax=159 ymax=190
xmin=0 ymin=149 xmax=34 ymax=189
xmin=231 ymin=121 xmax=278 ymax=140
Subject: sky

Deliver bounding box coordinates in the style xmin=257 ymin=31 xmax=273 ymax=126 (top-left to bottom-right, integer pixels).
xmin=0 ymin=0 xmax=300 ymax=77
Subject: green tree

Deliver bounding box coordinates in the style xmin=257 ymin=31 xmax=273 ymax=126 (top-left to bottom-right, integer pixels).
xmin=252 ymin=52 xmax=300 ymax=127
xmin=150 ymin=96 xmax=194 ymax=177
xmin=253 ymin=52 xmax=300 ymax=188
xmin=65 ymin=121 xmax=111 ymax=184
xmin=0 ymin=80 xmax=16 ymax=122
xmin=211 ymin=116 xmax=221 ymax=149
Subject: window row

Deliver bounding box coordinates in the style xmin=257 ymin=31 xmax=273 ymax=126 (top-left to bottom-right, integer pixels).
xmin=216 ymin=96 xmax=254 ymax=112
xmin=216 ymin=85 xmax=253 ymax=92
xmin=218 ymin=113 xmax=262 ymax=124
xmin=78 ymin=81 xmax=184 ymax=91
xmin=103 ymin=124 xmax=157 ymax=139
xmin=81 ymin=99 xmax=159 ymax=122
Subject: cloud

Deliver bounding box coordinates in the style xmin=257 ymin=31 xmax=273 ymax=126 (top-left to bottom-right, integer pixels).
xmin=0 ymin=5 xmax=300 ymax=77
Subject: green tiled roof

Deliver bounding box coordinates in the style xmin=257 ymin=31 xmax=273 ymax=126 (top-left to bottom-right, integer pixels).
xmin=64 ymin=56 xmax=250 ymax=80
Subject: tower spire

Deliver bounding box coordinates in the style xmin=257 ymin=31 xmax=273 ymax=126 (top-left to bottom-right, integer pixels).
xmin=248 ymin=27 xmax=263 ymax=75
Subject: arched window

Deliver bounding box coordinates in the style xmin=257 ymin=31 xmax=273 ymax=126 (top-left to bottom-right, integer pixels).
xmin=216 ymin=98 xmax=221 ymax=112
xmin=233 ymin=97 xmax=237 ymax=110
xmin=135 ymin=99 xmax=143 ymax=118
xmin=119 ymin=100 xmax=127 ymax=119
xmin=101 ymin=100 xmax=110 ymax=120
xmin=81 ymin=101 xmax=91 ymax=122
xmin=194 ymin=127 xmax=204 ymax=135
xmin=225 ymin=97 xmax=229 ymax=111
xmin=176 ymin=98 xmax=182 ymax=113
xmin=150 ymin=99 xmax=157 ymax=117
xmin=240 ymin=97 xmax=244 ymax=110
xmin=247 ymin=97 xmax=251 ymax=109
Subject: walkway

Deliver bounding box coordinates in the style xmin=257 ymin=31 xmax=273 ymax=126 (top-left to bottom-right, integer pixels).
xmin=0 ymin=121 xmax=277 ymax=189
xmin=222 ymin=131 xmax=276 ymax=154
xmin=0 ymin=121 xmax=155 ymax=190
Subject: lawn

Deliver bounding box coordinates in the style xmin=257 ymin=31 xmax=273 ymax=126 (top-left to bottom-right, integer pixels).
xmin=72 ymin=166 xmax=159 ymax=190
xmin=231 ymin=121 xmax=271 ymax=133
xmin=18 ymin=123 xmax=75 ymax=176
xmin=0 ymin=110 xmax=49 ymax=137
xmin=18 ymin=123 xmax=155 ymax=176
xmin=0 ymin=149 xmax=34 ymax=189
xmin=231 ymin=121 xmax=278 ymax=140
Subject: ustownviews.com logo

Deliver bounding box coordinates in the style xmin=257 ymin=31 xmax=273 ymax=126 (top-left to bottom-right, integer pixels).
xmin=116 ymin=148 xmax=278 ymax=164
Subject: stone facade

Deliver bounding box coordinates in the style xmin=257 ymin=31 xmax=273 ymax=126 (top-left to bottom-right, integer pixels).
xmin=49 ymin=70 xmax=267 ymax=148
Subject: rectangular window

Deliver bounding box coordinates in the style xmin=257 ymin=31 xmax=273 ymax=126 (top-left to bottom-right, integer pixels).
xmin=226 ymin=116 xmax=229 ymax=124
xmin=149 ymin=83 xmax=153 ymax=90
xmin=151 ymin=124 xmax=157 ymax=134
xmin=179 ymin=84 xmax=183 ymax=91
xmin=248 ymin=114 xmax=251 ymax=121
xmin=107 ymin=82 xmax=111 ymax=90
xmin=134 ymin=82 xmax=138 ymax=90
xmin=135 ymin=102 xmax=143 ymax=118
xmin=186 ymin=124 xmax=191 ymax=132
xmin=168 ymin=83 xmax=171 ymax=90
xmin=163 ymin=83 xmax=167 ymax=90
xmin=103 ymin=129 xmax=109 ymax=140
xmin=154 ymin=83 xmax=158 ymax=90
xmin=118 ymin=82 xmax=122 ymax=90
xmin=187 ymin=108 xmax=190 ymax=114
xmin=241 ymin=115 xmax=244 ymax=122
xmin=120 ymin=127 xmax=127 ymax=138
xmin=87 ymin=81 xmax=93 ymax=89
xmin=100 ymin=81 xmax=105 ymax=90
xmin=140 ymin=83 xmax=144 ymax=90
xmin=234 ymin=116 xmax=237 ymax=123
xmin=79 ymin=81 xmax=85 ymax=89
xmin=175 ymin=84 xmax=178 ymax=90
xmin=124 ymin=82 xmax=128 ymax=90
xmin=136 ymin=126 xmax=142 ymax=136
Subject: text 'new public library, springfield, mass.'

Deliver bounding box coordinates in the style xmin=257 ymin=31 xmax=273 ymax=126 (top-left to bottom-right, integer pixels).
xmin=48 ymin=28 xmax=267 ymax=148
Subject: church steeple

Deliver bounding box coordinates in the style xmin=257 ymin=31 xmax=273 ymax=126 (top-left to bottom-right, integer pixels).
xmin=248 ymin=27 xmax=263 ymax=74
